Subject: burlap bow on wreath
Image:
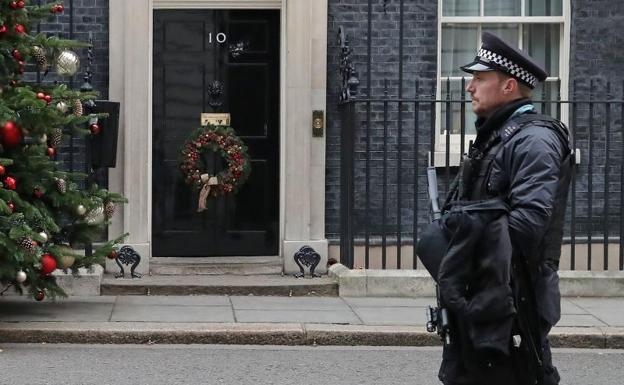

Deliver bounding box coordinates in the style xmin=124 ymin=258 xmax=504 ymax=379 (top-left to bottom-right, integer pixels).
xmin=179 ymin=125 xmax=251 ymax=212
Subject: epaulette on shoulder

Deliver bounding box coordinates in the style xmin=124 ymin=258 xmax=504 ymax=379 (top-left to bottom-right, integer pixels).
xmin=500 ymin=113 xmax=570 ymax=148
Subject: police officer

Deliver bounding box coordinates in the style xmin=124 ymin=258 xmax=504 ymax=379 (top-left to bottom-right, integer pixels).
xmin=437 ymin=32 xmax=572 ymax=385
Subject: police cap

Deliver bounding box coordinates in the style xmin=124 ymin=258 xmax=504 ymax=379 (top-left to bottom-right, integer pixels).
xmin=461 ymin=32 xmax=548 ymax=89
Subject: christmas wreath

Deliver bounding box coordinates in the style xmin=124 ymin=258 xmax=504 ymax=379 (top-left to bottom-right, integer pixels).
xmin=180 ymin=125 xmax=251 ymax=211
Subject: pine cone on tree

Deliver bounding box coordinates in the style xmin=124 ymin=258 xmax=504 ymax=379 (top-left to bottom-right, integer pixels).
xmin=50 ymin=128 xmax=62 ymax=147
xmin=104 ymin=201 xmax=116 ymax=219
xmin=55 ymin=177 xmax=66 ymax=194
xmin=31 ymin=46 xmax=48 ymax=71
xmin=18 ymin=237 xmax=36 ymax=253
xmin=72 ymin=99 xmax=83 ymax=117
xmin=31 ymin=216 xmax=45 ymax=231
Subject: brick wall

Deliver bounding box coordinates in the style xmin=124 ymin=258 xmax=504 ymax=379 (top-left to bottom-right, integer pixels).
xmin=569 ymin=0 xmax=624 ymax=238
xmin=326 ymin=0 xmax=438 ymax=238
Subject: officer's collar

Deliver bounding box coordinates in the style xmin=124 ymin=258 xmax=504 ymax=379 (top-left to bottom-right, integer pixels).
xmin=474 ymin=98 xmax=532 ymax=145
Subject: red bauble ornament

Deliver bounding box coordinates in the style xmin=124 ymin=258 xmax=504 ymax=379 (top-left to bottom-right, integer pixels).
xmin=0 ymin=25 xmax=7 ymax=34
xmin=1 ymin=121 xmax=22 ymax=147
xmin=11 ymin=49 xmax=22 ymax=61
xmin=0 ymin=165 xmax=5 ymax=175
xmin=36 ymin=92 xmax=45 ymax=99
xmin=44 ymin=95 xmax=52 ymax=103
xmin=3 ymin=177 xmax=16 ymax=190
xmin=7 ymin=201 xmax=14 ymax=212
xmin=40 ymin=254 xmax=57 ymax=275
xmin=14 ymin=24 xmax=25 ymax=34
xmin=17 ymin=1 xmax=24 ymax=8
xmin=33 ymin=188 xmax=43 ymax=198
xmin=35 ymin=290 xmax=45 ymax=301
xmin=46 ymin=147 xmax=56 ymax=157
xmin=9 ymin=1 xmax=18 ymax=10
xmin=89 ymin=123 xmax=101 ymax=135
xmin=52 ymin=4 xmax=64 ymax=13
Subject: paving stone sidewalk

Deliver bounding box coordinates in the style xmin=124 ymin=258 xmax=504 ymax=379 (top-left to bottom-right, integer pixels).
xmin=0 ymin=295 xmax=622 ymax=348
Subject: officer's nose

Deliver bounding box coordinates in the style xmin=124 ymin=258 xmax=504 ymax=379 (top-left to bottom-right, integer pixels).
xmin=465 ymin=79 xmax=474 ymax=94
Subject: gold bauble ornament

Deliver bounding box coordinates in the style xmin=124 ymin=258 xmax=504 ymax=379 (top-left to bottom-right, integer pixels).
xmin=57 ymin=245 xmax=76 ymax=269
xmin=38 ymin=134 xmax=47 ymax=144
xmin=56 ymin=101 xmax=68 ymax=113
xmin=58 ymin=255 xmax=75 ymax=269
xmin=85 ymin=205 xmax=105 ymax=225
xmin=55 ymin=50 xmax=80 ymax=77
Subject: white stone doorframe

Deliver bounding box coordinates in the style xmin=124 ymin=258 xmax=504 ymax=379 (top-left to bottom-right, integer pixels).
xmin=107 ymin=0 xmax=328 ymax=275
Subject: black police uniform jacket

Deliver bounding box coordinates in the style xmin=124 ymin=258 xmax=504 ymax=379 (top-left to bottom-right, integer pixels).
xmin=425 ymin=98 xmax=572 ymax=384
xmin=471 ymin=99 xmax=572 ymax=329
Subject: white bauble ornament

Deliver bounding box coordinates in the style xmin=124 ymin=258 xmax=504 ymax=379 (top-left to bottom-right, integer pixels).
xmin=16 ymin=270 xmax=27 ymax=283
xmin=38 ymin=231 xmax=48 ymax=243
xmin=76 ymin=204 xmax=87 ymax=216
xmin=55 ymin=50 xmax=80 ymax=77
xmin=38 ymin=134 xmax=47 ymax=144
xmin=85 ymin=205 xmax=105 ymax=225
xmin=56 ymin=101 xmax=68 ymax=113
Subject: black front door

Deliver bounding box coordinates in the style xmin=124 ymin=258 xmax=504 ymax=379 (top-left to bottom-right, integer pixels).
xmin=152 ymin=10 xmax=280 ymax=256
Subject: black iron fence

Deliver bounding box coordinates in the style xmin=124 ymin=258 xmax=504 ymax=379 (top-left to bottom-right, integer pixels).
xmin=339 ymin=78 xmax=624 ymax=271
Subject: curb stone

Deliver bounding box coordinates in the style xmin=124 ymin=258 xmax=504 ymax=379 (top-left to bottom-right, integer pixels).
xmin=0 ymin=322 xmax=621 ymax=348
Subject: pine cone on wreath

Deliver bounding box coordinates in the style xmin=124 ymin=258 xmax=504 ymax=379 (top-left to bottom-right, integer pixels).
xmin=18 ymin=237 xmax=36 ymax=253
xmin=72 ymin=99 xmax=83 ymax=117
xmin=50 ymin=128 xmax=62 ymax=147
xmin=31 ymin=46 xmax=48 ymax=71
xmin=104 ymin=201 xmax=115 ymax=219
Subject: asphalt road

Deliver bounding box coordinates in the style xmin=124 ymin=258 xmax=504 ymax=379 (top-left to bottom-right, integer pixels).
xmin=0 ymin=344 xmax=622 ymax=385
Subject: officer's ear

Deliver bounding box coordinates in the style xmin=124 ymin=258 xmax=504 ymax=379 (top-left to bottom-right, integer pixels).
xmin=502 ymin=76 xmax=520 ymax=96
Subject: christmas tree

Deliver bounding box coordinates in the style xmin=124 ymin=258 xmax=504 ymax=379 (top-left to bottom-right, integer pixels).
xmin=0 ymin=1 xmax=126 ymax=300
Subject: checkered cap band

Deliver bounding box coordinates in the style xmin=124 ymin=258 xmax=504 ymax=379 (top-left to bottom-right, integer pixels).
xmin=478 ymin=48 xmax=538 ymax=88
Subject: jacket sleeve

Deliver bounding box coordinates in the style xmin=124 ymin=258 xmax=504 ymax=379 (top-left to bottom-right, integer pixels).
xmin=502 ymin=125 xmax=566 ymax=261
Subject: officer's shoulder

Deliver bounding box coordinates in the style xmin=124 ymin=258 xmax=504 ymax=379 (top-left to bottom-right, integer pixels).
xmin=504 ymin=115 xmax=564 ymax=145
xmin=503 ymin=120 xmax=565 ymax=156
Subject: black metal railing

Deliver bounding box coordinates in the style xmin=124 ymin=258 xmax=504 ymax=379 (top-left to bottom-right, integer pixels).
xmin=339 ymin=78 xmax=624 ymax=271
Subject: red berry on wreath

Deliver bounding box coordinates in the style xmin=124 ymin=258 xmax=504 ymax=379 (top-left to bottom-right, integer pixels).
xmin=9 ymin=1 xmax=18 ymax=9
xmin=0 ymin=165 xmax=5 ymax=176
xmin=37 ymin=92 xmax=45 ymax=99
xmin=17 ymin=0 xmax=24 ymax=8
xmin=46 ymin=147 xmax=56 ymax=157
xmin=0 ymin=25 xmax=6 ymax=34
xmin=11 ymin=49 xmax=22 ymax=60
xmin=89 ymin=123 xmax=101 ymax=135
xmin=33 ymin=188 xmax=43 ymax=198
xmin=14 ymin=24 xmax=25 ymax=34
xmin=44 ymin=95 xmax=52 ymax=103
xmin=40 ymin=254 xmax=57 ymax=275
xmin=3 ymin=176 xmax=16 ymax=190
xmin=34 ymin=290 xmax=45 ymax=301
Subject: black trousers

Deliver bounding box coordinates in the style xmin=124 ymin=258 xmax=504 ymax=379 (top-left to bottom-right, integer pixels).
xmin=438 ymin=322 xmax=560 ymax=385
